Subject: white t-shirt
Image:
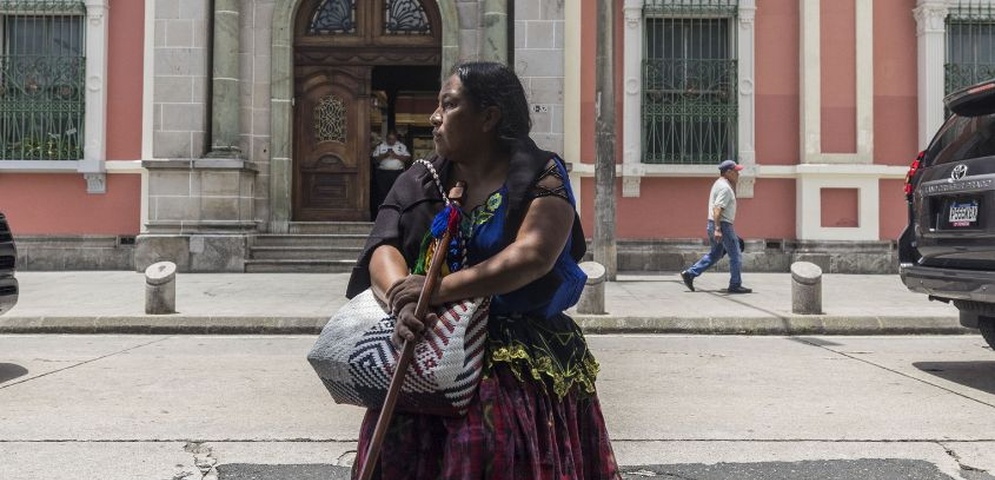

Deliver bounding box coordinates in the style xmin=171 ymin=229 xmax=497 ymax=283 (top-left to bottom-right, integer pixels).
xmin=372 ymin=142 xmax=410 ymax=171
xmin=707 ymin=177 xmax=737 ymax=224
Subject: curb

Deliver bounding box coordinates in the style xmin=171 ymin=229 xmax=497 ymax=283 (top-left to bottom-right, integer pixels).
xmin=571 ymin=315 xmax=969 ymax=335
xmin=0 ymin=315 xmax=968 ymax=335
xmin=0 ymin=316 xmax=329 ymax=334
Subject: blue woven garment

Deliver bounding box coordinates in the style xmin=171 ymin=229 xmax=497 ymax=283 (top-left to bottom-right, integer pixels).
xmin=462 ymin=158 xmax=586 ymax=319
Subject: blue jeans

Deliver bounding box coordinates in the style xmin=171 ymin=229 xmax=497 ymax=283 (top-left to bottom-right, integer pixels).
xmin=686 ymin=220 xmax=742 ymax=288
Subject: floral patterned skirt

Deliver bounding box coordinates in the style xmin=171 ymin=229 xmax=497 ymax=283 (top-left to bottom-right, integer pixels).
xmin=351 ymin=314 xmax=620 ymax=479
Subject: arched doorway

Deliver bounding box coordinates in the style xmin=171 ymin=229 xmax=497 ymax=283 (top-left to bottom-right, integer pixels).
xmin=291 ymin=0 xmax=443 ymax=221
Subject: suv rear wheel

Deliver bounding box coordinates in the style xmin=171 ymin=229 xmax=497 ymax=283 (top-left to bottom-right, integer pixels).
xmin=980 ymin=316 xmax=995 ymax=351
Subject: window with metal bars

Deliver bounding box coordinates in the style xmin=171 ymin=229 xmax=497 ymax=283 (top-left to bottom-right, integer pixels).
xmin=0 ymin=0 xmax=85 ymax=161
xmin=946 ymin=1 xmax=995 ymax=97
xmin=642 ymin=0 xmax=738 ymax=165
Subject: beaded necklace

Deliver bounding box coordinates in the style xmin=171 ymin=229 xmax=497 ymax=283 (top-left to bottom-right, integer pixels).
xmin=413 ymin=159 xmax=468 ymax=274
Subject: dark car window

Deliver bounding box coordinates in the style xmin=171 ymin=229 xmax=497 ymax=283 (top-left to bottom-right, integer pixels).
xmin=928 ymin=113 xmax=995 ymax=166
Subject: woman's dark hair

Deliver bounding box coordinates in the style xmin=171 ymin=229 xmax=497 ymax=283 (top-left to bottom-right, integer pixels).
xmin=451 ymin=61 xmax=532 ymax=150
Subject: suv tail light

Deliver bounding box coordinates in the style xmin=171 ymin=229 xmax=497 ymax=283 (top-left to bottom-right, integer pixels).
xmin=904 ymin=150 xmax=925 ymax=200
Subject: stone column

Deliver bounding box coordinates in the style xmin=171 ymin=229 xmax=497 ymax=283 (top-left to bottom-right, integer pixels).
xmin=799 ymin=0 xmax=821 ymax=165
xmin=207 ymin=0 xmax=241 ymax=157
xmin=482 ymin=0 xmax=508 ymax=63
xmin=82 ymin=0 xmax=110 ymax=193
xmin=736 ymin=0 xmax=757 ymax=198
xmin=621 ymin=0 xmax=644 ymax=198
xmin=914 ymin=0 xmax=949 ymax=150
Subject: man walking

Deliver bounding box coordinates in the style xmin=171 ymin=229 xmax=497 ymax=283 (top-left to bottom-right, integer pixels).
xmin=680 ymin=159 xmax=752 ymax=294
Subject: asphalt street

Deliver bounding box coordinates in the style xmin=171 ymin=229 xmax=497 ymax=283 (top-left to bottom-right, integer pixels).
xmin=1 ymin=334 xmax=993 ymax=479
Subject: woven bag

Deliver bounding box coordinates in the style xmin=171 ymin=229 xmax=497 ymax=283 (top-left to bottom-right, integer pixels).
xmin=308 ymin=159 xmax=490 ymax=417
xmin=307 ymin=290 xmax=489 ymax=417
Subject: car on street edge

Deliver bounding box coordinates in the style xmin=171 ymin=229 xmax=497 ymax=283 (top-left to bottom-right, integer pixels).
xmin=0 ymin=212 xmax=17 ymax=315
xmin=900 ymin=77 xmax=995 ymax=350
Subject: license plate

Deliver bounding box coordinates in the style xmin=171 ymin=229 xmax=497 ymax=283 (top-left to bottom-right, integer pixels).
xmin=948 ymin=200 xmax=980 ymax=227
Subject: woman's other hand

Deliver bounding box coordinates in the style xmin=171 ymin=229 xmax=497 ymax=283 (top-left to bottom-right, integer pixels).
xmin=392 ymin=302 xmax=439 ymax=346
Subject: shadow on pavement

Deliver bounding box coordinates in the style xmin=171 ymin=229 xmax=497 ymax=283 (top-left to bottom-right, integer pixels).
xmin=218 ymin=464 xmax=350 ymax=480
xmin=0 ymin=363 xmax=27 ymax=384
xmin=216 ymin=459 xmax=960 ymax=480
xmin=914 ymin=361 xmax=995 ymax=395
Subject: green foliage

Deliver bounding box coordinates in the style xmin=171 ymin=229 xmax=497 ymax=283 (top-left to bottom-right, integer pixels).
xmin=3 ymin=134 xmax=81 ymax=160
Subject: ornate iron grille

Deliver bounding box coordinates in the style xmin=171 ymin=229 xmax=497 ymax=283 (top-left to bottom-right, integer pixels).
xmin=0 ymin=0 xmax=85 ymax=161
xmin=946 ymin=1 xmax=995 ymax=96
xmin=642 ymin=11 xmax=738 ymax=165
xmin=315 ymin=94 xmax=346 ymax=143
xmin=644 ymin=0 xmax=738 ymax=16
xmin=384 ymin=0 xmax=431 ymax=35
xmin=308 ymin=0 xmax=356 ymax=35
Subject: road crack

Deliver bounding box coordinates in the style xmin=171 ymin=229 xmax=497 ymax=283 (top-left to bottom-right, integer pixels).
xmin=0 ymin=336 xmax=173 ymax=390
xmin=939 ymin=442 xmax=995 ymax=480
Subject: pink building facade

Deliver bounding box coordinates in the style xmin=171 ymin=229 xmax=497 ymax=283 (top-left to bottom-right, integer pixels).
xmin=564 ymin=0 xmax=973 ymax=272
xmin=0 ymin=0 xmax=989 ymax=273
xmin=0 ymin=0 xmax=145 ymax=269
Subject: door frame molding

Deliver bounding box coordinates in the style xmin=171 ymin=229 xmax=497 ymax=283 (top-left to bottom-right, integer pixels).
xmin=269 ymin=0 xmax=458 ymax=233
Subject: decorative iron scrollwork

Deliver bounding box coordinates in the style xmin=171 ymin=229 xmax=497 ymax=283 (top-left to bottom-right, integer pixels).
xmin=315 ymin=95 xmax=347 ymax=144
xmin=309 ymin=0 xmax=357 ymax=35
xmin=0 ymin=9 xmax=85 ymax=161
xmin=384 ymin=0 xmax=431 ymax=35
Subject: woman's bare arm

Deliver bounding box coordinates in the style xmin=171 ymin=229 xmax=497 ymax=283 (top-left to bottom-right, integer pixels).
xmin=433 ymin=192 xmax=574 ymax=303
xmin=369 ymin=245 xmax=410 ymax=303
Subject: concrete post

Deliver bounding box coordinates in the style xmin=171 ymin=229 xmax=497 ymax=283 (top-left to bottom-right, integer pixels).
xmin=594 ymin=0 xmax=618 ymax=281
xmin=577 ymin=261 xmax=607 ymax=315
xmin=791 ymin=261 xmax=823 ymax=315
xmin=145 ymin=261 xmax=177 ymax=315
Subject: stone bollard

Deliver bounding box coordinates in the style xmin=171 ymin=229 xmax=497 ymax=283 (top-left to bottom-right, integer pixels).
xmin=791 ymin=261 xmax=823 ymax=315
xmin=577 ymin=261 xmax=607 ymax=315
xmin=145 ymin=261 xmax=177 ymax=315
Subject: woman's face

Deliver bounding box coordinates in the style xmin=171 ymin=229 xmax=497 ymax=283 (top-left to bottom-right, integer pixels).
xmin=430 ymin=75 xmax=488 ymax=161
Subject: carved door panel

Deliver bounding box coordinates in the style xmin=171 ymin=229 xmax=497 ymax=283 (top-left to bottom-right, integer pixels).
xmin=293 ymin=66 xmax=371 ymax=221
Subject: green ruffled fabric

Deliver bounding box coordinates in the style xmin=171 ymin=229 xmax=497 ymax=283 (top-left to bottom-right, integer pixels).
xmin=485 ymin=313 xmax=601 ymax=399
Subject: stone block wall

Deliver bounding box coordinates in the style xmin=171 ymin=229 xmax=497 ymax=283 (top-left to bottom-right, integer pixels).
xmin=143 ymin=160 xmax=257 ymax=232
xmin=241 ymin=1 xmax=276 ymax=228
xmin=515 ymin=0 xmax=565 ymax=154
xmin=601 ymin=239 xmax=900 ymax=275
xmin=152 ymin=0 xmax=210 ymax=159
xmin=15 ymin=236 xmax=134 ymax=271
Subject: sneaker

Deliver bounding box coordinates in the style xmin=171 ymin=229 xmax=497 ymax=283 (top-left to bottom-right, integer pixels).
xmin=726 ymin=286 xmax=753 ymax=294
xmin=680 ymin=270 xmax=695 ymax=292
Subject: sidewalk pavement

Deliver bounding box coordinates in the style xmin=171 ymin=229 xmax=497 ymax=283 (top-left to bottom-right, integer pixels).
xmin=0 ymin=270 xmax=966 ymax=335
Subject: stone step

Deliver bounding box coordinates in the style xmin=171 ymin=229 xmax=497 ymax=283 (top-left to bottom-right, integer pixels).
xmin=249 ymin=245 xmax=362 ymax=261
xmin=250 ymin=234 xmax=369 ymax=249
xmin=288 ymin=222 xmax=374 ymax=235
xmin=243 ymin=259 xmax=356 ymax=273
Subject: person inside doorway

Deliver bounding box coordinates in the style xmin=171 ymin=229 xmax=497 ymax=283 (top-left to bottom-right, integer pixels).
xmin=371 ymin=129 xmax=412 ymax=214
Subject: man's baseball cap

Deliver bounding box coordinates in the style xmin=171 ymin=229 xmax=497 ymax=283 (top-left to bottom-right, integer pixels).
xmin=718 ymin=159 xmax=744 ymax=173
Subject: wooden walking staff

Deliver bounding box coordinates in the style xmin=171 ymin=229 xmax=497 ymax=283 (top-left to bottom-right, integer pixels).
xmin=357 ymin=181 xmax=466 ymax=480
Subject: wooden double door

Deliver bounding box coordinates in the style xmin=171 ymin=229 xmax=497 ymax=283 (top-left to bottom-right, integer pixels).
xmin=293 ymin=66 xmax=371 ymax=222
xmin=291 ymin=0 xmax=443 ymax=222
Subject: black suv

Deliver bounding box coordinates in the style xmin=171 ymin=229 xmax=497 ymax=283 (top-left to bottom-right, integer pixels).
xmin=0 ymin=212 xmax=17 ymax=315
xmin=0 ymin=213 xmax=17 ymax=315
xmin=900 ymin=78 xmax=995 ymax=349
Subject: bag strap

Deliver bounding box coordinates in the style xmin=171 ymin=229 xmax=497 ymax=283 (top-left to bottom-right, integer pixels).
xmin=415 ymin=159 xmax=449 ymax=206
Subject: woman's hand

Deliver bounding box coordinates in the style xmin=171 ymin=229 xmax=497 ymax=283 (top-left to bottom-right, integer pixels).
xmin=392 ymin=301 xmax=439 ymax=346
xmin=385 ymin=274 xmax=428 ymax=315
xmin=386 ymin=274 xmax=442 ymax=346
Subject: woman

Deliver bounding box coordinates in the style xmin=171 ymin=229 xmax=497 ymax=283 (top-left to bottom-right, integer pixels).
xmin=346 ymin=61 xmax=620 ymax=479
